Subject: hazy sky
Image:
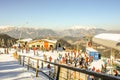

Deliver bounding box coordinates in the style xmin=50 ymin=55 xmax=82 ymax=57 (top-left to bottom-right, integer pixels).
xmin=0 ymin=0 xmax=120 ymax=30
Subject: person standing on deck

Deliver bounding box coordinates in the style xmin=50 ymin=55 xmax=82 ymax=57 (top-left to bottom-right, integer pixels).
xmin=33 ymin=47 xmax=36 ymax=55
xmin=113 ymin=70 xmax=118 ymax=76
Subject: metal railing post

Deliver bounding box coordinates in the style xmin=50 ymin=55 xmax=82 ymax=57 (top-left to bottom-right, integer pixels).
xmin=36 ymin=59 xmax=39 ymax=77
xmin=56 ymin=66 xmax=60 ymax=80
xmin=19 ymin=55 xmax=21 ymax=64
xmin=23 ymin=56 xmax=25 ymax=66
xmin=27 ymin=57 xmax=30 ymax=70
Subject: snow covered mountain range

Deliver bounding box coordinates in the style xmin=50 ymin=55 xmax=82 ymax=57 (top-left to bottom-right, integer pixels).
xmin=0 ymin=26 xmax=119 ymax=39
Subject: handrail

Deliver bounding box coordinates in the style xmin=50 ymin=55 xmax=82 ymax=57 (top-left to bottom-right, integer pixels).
xmin=18 ymin=54 xmax=120 ymax=80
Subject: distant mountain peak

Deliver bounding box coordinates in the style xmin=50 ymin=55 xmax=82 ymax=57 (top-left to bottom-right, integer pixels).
xmin=71 ymin=25 xmax=96 ymax=30
xmin=0 ymin=25 xmax=14 ymax=29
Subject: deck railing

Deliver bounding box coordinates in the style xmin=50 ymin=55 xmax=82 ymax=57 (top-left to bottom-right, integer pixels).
xmin=17 ymin=54 xmax=120 ymax=80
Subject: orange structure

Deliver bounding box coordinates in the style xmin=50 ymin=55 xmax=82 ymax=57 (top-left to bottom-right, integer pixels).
xmin=44 ymin=41 xmax=48 ymax=50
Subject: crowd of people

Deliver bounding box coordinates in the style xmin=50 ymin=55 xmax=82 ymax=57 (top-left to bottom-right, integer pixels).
xmin=42 ymin=50 xmax=119 ymax=78
xmin=55 ymin=51 xmax=94 ymax=69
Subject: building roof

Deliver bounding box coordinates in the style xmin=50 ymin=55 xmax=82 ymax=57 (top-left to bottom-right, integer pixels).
xmin=94 ymin=33 xmax=120 ymax=42
xmin=17 ymin=38 xmax=32 ymax=43
xmin=42 ymin=39 xmax=57 ymax=43
xmin=86 ymin=47 xmax=98 ymax=52
xmin=28 ymin=39 xmax=57 ymax=45
xmin=93 ymin=33 xmax=120 ymax=51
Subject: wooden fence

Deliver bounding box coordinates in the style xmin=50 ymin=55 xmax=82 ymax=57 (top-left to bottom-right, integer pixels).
xmin=16 ymin=53 xmax=120 ymax=80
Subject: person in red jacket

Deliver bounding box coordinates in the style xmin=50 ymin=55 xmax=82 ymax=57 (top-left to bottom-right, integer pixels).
xmin=49 ymin=56 xmax=52 ymax=62
xmin=48 ymin=56 xmax=52 ymax=69
xmin=113 ymin=70 xmax=118 ymax=76
xmin=33 ymin=47 xmax=36 ymax=55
